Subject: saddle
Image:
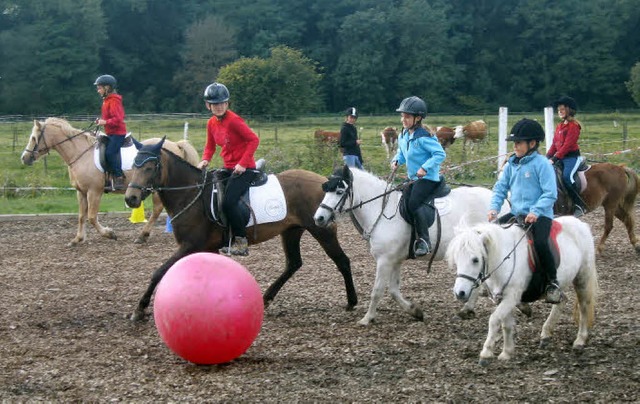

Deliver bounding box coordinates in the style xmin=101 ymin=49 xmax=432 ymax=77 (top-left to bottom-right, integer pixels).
xmin=520 ymin=220 xmax=562 ymax=302
xmin=96 ymin=133 xmax=135 ymax=174
xmin=398 ymin=176 xmax=451 ymax=259
xmin=553 ymin=158 xmax=589 ymax=214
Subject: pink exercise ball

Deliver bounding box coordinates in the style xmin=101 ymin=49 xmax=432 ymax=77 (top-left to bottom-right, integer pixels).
xmin=153 ymin=252 xmax=264 ymax=365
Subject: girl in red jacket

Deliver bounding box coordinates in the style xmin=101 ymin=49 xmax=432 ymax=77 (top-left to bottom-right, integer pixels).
xmin=94 ymin=74 xmax=127 ymax=190
xmin=546 ymin=96 xmax=585 ymax=217
xmin=197 ymin=82 xmax=260 ymax=256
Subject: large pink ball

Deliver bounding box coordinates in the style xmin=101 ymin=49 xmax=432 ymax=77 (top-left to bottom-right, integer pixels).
xmin=153 ymin=252 xmax=264 ymax=364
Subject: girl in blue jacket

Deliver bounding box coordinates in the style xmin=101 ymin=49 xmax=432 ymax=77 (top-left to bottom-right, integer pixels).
xmin=488 ymin=118 xmax=561 ymax=303
xmin=391 ymin=96 xmax=446 ymax=257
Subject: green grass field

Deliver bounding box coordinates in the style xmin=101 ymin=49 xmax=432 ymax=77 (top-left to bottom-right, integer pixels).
xmin=2 ymin=111 xmax=640 ymax=214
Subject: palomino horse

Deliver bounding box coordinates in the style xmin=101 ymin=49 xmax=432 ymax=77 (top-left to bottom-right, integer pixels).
xmin=554 ymin=162 xmax=640 ymax=254
xmin=20 ymin=118 xmax=200 ymax=246
xmin=313 ymin=165 xmax=509 ymax=325
xmin=124 ymin=138 xmax=357 ymax=321
xmin=448 ymin=217 xmax=598 ymax=366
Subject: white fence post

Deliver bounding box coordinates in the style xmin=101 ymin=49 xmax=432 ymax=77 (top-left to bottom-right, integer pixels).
xmin=498 ymin=107 xmax=508 ymax=172
xmin=543 ymin=107 xmax=554 ymax=153
xmin=183 ymin=122 xmax=189 ymax=141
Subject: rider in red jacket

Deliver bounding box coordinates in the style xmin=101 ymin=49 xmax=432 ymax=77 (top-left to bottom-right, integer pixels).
xmin=197 ymin=82 xmax=260 ymax=256
xmin=95 ymin=74 xmax=127 ymax=190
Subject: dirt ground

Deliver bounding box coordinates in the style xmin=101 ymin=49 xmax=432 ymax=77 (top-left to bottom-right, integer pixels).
xmin=0 ymin=208 xmax=638 ymax=402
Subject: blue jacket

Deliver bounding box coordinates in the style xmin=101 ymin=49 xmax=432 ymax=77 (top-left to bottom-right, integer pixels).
xmin=490 ymin=151 xmax=557 ymax=219
xmin=393 ymin=126 xmax=446 ymax=181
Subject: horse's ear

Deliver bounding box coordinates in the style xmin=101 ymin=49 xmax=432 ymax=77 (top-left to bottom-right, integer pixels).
xmin=150 ymin=137 xmax=165 ymax=155
xmin=159 ymin=136 xmax=166 ymax=148
xmin=34 ymin=119 xmax=41 ymax=129
xmin=342 ymin=164 xmax=350 ymax=179
xmin=132 ymin=137 xmax=143 ymax=150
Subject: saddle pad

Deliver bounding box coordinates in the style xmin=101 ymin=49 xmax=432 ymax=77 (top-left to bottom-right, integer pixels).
xmin=433 ymin=196 xmax=452 ymax=216
xmin=93 ymin=134 xmax=137 ymax=173
xmin=247 ymin=175 xmax=287 ymax=226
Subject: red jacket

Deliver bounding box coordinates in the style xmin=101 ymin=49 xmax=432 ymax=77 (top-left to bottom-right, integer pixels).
xmin=202 ymin=110 xmax=260 ymax=169
xmin=546 ymin=120 xmax=581 ymax=160
xmin=101 ymin=93 xmax=127 ymax=135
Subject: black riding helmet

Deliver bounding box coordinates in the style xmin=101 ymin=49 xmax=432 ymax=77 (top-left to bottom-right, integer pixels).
xmin=552 ymin=95 xmax=578 ymax=112
xmin=204 ymin=82 xmax=230 ymax=104
xmin=507 ymin=118 xmax=545 ymax=142
xmin=396 ymin=96 xmax=427 ymax=118
xmin=94 ymin=75 xmax=117 ymax=88
xmin=345 ymin=107 xmax=358 ymax=118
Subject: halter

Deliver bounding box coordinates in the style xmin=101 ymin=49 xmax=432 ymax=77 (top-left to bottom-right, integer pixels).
xmin=23 ymin=122 xmax=98 ymax=166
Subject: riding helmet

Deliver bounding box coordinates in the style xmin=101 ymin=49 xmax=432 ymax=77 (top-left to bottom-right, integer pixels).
xmin=552 ymin=95 xmax=578 ymax=112
xmin=345 ymin=107 xmax=358 ymax=118
xmin=93 ymin=75 xmax=117 ymax=88
xmin=396 ymin=96 xmax=427 ymax=118
xmin=204 ymin=82 xmax=230 ymax=104
xmin=507 ymin=118 xmax=545 ymax=142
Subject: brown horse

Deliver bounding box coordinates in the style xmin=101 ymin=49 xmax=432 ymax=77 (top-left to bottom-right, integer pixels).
xmin=124 ymin=138 xmax=357 ymax=321
xmin=554 ymin=162 xmax=640 ymax=254
xmin=20 ymin=117 xmax=200 ymax=246
xmin=314 ymin=129 xmax=340 ymax=144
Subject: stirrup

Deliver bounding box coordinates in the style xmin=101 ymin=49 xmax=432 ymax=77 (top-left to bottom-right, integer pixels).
xmin=573 ymin=205 xmax=585 ymax=218
xmin=544 ymin=282 xmax=562 ymax=304
xmin=413 ymin=238 xmax=431 ymax=257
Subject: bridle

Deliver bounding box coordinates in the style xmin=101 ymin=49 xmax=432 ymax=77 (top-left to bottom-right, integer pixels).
xmin=23 ymin=122 xmax=98 ymax=166
xmin=127 ymin=148 xmax=213 ymax=223
xmin=455 ymin=221 xmax=531 ymax=302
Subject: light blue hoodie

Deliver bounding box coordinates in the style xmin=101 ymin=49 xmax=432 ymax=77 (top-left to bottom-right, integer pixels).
xmin=490 ymin=151 xmax=557 ymax=219
xmin=393 ymin=126 xmax=446 ymax=181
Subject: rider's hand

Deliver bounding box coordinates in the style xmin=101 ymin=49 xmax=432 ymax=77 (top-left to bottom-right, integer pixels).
xmin=525 ymin=212 xmax=538 ymax=224
xmin=488 ymin=210 xmax=498 ymax=222
xmin=416 ymin=167 xmax=426 ymax=178
xmin=390 ymin=160 xmax=398 ymax=170
xmin=197 ymin=160 xmax=209 ymax=170
xmin=233 ymin=164 xmax=246 ymax=175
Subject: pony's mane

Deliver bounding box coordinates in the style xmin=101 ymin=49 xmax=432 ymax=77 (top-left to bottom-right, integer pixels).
xmin=161 ymin=147 xmax=199 ymax=171
xmin=445 ymin=222 xmax=498 ymax=270
xmin=44 ymin=117 xmax=92 ymax=138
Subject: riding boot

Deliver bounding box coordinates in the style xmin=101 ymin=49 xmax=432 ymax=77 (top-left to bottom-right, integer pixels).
xmin=566 ymin=184 xmax=586 ymax=218
xmin=542 ymin=250 xmax=562 ymax=304
xmin=221 ymin=236 xmax=249 ymax=256
xmin=112 ymin=175 xmax=126 ymax=191
xmin=413 ymin=205 xmax=433 ymax=257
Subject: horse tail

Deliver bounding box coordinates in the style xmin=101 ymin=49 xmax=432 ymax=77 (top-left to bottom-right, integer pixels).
xmin=176 ymin=139 xmax=200 ymax=166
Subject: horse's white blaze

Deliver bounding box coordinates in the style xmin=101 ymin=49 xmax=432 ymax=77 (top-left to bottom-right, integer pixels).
xmin=446 ymin=217 xmax=598 ymax=364
xmin=314 ymin=167 xmax=508 ymax=325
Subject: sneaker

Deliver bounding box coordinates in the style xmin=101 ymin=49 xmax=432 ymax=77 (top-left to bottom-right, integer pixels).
xmin=413 ymin=238 xmax=431 ymax=257
xmin=544 ymin=282 xmax=562 ymax=304
xmin=221 ymin=236 xmax=249 ymax=256
xmin=573 ymin=205 xmax=585 ymax=218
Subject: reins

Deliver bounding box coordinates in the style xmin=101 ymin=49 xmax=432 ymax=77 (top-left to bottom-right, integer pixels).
xmin=25 ymin=121 xmax=99 ymax=167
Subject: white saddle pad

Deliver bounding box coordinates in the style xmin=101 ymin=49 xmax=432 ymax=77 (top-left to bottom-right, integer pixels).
xmin=434 ymin=195 xmax=452 ymax=216
xmin=93 ymin=134 xmax=137 ymax=173
xmin=247 ymin=175 xmax=287 ymax=226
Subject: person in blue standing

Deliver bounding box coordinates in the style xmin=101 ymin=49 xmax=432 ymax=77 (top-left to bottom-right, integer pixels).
xmin=339 ymin=107 xmax=364 ymax=169
xmin=391 ymin=96 xmax=446 ymax=257
xmin=487 ymin=118 xmax=561 ymax=303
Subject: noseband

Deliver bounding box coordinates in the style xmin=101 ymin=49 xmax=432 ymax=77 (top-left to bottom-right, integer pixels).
xmin=319 ymin=179 xmax=352 ymax=221
xmin=128 ymin=151 xmax=162 ymax=198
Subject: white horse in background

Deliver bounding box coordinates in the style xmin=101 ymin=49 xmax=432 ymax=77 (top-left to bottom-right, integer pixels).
xmin=447 ymin=217 xmax=598 ymax=366
xmin=313 ymin=165 xmax=509 ymax=325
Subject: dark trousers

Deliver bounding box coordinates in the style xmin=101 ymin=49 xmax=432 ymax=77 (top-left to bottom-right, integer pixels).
xmin=105 ymin=135 xmax=125 ymax=177
xmin=405 ymin=178 xmax=440 ymax=211
xmin=223 ymin=170 xmax=258 ymax=238
xmin=499 ymin=213 xmax=556 ymax=282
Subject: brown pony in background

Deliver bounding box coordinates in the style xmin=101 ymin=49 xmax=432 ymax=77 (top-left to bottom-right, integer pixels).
xmin=21 ymin=118 xmax=200 ymax=245
xmin=555 ymin=162 xmax=640 ymax=254
xmin=314 ymin=130 xmax=340 ymax=144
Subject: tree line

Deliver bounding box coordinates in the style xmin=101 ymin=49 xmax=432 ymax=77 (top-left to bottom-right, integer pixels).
xmin=1 ymin=0 xmax=639 ymax=116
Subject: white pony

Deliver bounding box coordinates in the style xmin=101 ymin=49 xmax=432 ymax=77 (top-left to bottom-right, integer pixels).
xmin=313 ymin=165 xmax=508 ymax=325
xmin=447 ymin=217 xmax=598 ymax=366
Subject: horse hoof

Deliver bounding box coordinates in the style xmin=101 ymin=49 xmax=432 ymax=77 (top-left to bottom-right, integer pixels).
xmin=134 ymin=235 xmax=148 ymax=244
xmin=345 ymin=304 xmax=356 ymax=312
xmin=130 ymin=310 xmax=145 ymax=322
xmin=572 ymin=342 xmax=586 ymax=351
xmin=458 ymin=309 xmax=476 ymax=320
xmin=478 ymin=358 xmax=491 ymax=367
xmin=413 ymin=309 xmax=424 ymax=321
xmin=539 ymin=337 xmax=551 ymax=348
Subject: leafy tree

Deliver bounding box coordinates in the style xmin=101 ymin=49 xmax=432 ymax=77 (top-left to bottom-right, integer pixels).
xmin=173 ymin=15 xmax=238 ymax=111
xmin=0 ymin=0 xmax=105 ymax=114
xmin=217 ymin=46 xmax=322 ymax=116
xmin=626 ymin=62 xmax=640 ymax=107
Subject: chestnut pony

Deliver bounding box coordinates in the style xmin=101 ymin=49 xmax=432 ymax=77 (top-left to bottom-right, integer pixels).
xmin=124 ymin=138 xmax=357 ymax=321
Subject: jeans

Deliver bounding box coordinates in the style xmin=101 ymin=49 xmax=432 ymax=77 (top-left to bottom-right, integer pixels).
xmin=343 ymin=155 xmax=362 ymax=169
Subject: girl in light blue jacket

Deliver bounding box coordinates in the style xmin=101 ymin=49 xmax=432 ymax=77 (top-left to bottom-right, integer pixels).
xmin=488 ymin=118 xmax=561 ymax=304
xmin=391 ymin=96 xmax=446 ymax=257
